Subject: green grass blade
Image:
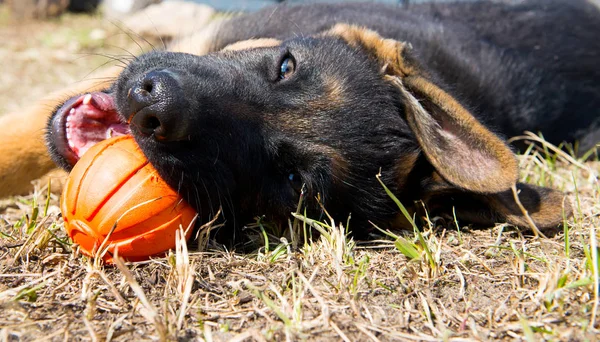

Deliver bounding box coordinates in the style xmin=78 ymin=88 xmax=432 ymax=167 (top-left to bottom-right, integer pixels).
xmin=376 ymin=173 xmax=436 ymax=270
xmin=394 ymin=236 xmax=421 ymax=260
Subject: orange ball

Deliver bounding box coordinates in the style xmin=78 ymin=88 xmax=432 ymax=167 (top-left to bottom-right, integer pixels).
xmin=60 ymin=135 xmax=197 ymax=263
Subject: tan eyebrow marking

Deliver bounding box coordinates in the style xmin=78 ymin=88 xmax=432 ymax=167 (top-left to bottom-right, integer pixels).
xmin=221 ymin=38 xmax=282 ymax=52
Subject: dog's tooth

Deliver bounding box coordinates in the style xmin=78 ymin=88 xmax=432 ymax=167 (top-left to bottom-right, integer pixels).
xmin=66 ymin=128 xmax=74 ymax=149
xmin=66 ymin=111 xmax=72 ymax=127
xmin=106 ymin=128 xmax=113 ymax=138
xmin=82 ymin=94 xmax=92 ymax=105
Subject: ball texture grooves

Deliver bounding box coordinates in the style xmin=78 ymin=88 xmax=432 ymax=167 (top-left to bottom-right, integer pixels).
xmin=61 ymin=135 xmax=196 ymax=262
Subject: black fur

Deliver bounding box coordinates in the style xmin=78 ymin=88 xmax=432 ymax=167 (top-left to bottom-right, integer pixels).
xmin=47 ymin=0 xmax=600 ymax=241
xmin=209 ymin=0 xmax=600 ymax=149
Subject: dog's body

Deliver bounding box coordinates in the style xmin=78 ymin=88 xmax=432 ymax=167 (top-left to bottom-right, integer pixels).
xmin=2 ymin=0 xmax=599 ymax=240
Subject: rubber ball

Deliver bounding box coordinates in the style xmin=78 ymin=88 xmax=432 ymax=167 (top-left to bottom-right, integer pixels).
xmin=60 ymin=135 xmax=196 ymax=263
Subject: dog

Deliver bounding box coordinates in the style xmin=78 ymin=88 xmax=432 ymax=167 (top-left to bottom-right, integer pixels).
xmin=1 ymin=0 xmax=599 ymax=241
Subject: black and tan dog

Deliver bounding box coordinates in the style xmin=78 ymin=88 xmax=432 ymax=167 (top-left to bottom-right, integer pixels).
xmin=1 ymin=0 xmax=599 ymax=240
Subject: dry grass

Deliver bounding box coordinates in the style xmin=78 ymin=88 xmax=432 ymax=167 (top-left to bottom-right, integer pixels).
xmin=1 ymin=6 xmax=599 ymax=342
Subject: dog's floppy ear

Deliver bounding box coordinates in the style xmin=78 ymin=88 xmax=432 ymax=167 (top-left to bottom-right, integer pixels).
xmin=327 ymin=25 xmax=570 ymax=229
xmin=420 ymin=176 xmax=570 ymax=230
xmin=326 ymin=24 xmax=518 ymax=193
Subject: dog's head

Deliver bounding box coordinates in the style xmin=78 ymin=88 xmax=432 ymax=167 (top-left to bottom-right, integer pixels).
xmin=47 ymin=24 xmax=569 ymax=237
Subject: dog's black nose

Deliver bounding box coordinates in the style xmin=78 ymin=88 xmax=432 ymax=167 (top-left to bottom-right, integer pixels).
xmin=127 ymin=70 xmax=189 ymax=141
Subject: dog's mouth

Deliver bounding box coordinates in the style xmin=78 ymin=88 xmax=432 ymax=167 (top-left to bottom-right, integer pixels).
xmin=50 ymin=92 xmax=130 ymax=166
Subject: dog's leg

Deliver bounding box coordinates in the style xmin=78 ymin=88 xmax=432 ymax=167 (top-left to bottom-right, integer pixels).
xmin=0 ymin=105 xmax=55 ymax=197
xmin=0 ymin=68 xmax=120 ymax=198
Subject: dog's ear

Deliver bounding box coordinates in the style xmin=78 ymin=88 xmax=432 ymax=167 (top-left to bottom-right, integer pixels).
xmin=419 ymin=174 xmax=570 ymax=230
xmin=326 ymin=24 xmax=518 ymax=193
xmin=327 ymin=24 xmax=569 ymax=229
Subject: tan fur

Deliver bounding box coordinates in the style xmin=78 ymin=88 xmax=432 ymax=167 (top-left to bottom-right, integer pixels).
xmin=304 ymin=75 xmax=346 ymax=113
xmin=0 ymin=109 xmax=55 ymax=196
xmin=274 ymin=75 xmax=347 ymax=135
xmin=222 ymin=38 xmax=282 ymax=52
xmin=392 ymin=76 xmax=519 ymax=193
xmin=323 ymin=76 xmax=345 ymax=104
xmin=0 ymin=68 xmax=121 ymax=197
xmin=324 ymin=24 xmax=417 ymax=77
xmin=495 ymin=185 xmax=571 ymax=229
xmin=328 ymin=24 xmax=519 ymax=193
xmin=394 ymin=152 xmax=419 ymax=190
xmin=329 ymin=150 xmax=349 ymax=187
xmin=417 ymin=176 xmax=571 ymax=230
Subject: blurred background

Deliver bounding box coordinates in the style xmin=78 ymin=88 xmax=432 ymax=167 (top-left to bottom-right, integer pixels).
xmin=0 ymin=0 xmax=598 ymax=115
xmin=0 ymin=0 xmax=434 ymax=115
xmin=1 ymin=0 xmax=484 ymax=18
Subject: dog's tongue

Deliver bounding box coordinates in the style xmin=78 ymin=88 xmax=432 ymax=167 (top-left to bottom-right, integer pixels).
xmin=66 ymin=93 xmax=129 ymax=157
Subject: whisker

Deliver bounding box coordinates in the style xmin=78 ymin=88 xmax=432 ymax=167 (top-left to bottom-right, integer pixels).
xmin=79 ymin=60 xmax=125 ymax=82
xmin=109 ymin=18 xmax=161 ymax=54
xmin=108 ymin=19 xmax=148 ymax=55
xmin=103 ymin=43 xmax=139 ymax=61
xmin=73 ymin=53 xmax=131 ymax=69
xmin=142 ymin=11 xmax=168 ymax=51
xmin=200 ymin=178 xmax=214 ymax=218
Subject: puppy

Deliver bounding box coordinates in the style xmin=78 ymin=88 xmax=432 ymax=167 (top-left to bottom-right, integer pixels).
xmin=4 ymin=0 xmax=600 ymax=240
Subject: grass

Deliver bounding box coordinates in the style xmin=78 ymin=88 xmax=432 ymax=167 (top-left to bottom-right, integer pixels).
xmin=1 ymin=6 xmax=599 ymax=342
xmin=1 ymin=137 xmax=598 ymax=341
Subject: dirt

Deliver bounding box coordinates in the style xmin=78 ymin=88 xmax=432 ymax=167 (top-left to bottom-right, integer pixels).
xmin=0 ymin=4 xmax=599 ymax=341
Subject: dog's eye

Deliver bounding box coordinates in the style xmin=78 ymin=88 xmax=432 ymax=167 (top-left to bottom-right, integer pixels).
xmin=279 ymin=56 xmax=296 ymax=80
xmin=288 ymin=173 xmax=303 ymax=193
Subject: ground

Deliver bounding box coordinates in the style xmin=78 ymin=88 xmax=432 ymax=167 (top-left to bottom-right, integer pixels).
xmin=0 ymin=5 xmax=598 ymax=342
